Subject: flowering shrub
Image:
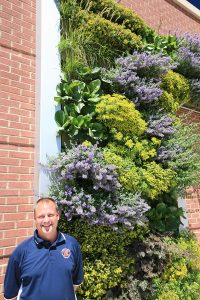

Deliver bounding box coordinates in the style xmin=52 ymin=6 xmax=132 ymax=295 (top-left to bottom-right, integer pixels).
xmin=176 ymin=34 xmax=200 ymax=79
xmin=146 ymin=114 xmax=176 ymax=138
xmin=105 ymin=51 xmax=176 ymax=108
xmin=47 ymin=143 xmax=150 ymax=229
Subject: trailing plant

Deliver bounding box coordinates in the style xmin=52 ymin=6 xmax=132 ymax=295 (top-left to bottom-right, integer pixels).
xmin=112 ymin=231 xmax=200 ymax=300
xmin=156 ymin=117 xmax=200 ymax=194
xmin=152 ymin=231 xmax=200 ymax=300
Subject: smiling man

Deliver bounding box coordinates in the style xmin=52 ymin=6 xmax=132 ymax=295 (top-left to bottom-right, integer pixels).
xmin=4 ymin=197 xmax=84 ymax=300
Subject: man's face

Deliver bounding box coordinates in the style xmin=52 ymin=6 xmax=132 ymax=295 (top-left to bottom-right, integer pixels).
xmin=34 ymin=200 xmax=60 ymax=242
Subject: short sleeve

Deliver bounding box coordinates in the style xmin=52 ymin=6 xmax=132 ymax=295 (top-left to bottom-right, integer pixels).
xmin=4 ymin=255 xmax=21 ymax=299
xmin=72 ymin=241 xmax=84 ymax=285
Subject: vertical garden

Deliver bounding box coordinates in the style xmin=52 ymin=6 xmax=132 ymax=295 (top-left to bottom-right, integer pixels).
xmin=46 ymin=0 xmax=200 ymax=299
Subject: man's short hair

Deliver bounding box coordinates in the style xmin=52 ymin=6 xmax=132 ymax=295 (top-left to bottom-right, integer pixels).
xmin=34 ymin=197 xmax=60 ymax=217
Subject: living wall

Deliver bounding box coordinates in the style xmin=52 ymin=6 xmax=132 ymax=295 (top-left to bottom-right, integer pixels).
xmin=46 ymin=0 xmax=200 ymax=299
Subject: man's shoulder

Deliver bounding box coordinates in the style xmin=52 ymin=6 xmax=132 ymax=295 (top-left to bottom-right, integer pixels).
xmin=12 ymin=236 xmax=34 ymax=257
xmin=60 ymin=232 xmax=80 ymax=246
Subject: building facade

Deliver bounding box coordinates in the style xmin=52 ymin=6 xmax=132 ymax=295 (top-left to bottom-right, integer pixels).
xmin=0 ymin=0 xmax=200 ymax=298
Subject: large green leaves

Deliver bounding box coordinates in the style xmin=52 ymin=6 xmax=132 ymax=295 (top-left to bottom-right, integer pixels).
xmin=148 ymin=202 xmax=185 ymax=233
xmin=54 ymin=76 xmax=106 ymax=142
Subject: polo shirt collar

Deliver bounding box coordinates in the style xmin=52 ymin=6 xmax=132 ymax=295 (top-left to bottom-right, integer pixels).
xmin=34 ymin=230 xmax=66 ymax=248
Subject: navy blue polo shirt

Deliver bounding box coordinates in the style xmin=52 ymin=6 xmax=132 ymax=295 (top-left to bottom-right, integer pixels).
xmin=4 ymin=231 xmax=84 ymax=300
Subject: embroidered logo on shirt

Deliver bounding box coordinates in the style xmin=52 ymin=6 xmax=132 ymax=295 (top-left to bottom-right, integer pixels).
xmin=61 ymin=248 xmax=71 ymax=258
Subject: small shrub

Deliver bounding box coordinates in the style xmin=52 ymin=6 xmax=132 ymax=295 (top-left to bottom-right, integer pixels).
xmin=159 ymin=70 xmax=190 ymax=112
xmin=96 ymin=94 xmax=146 ymax=136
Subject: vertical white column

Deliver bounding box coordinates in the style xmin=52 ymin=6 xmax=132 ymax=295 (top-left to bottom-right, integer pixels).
xmin=35 ymin=0 xmax=61 ymax=197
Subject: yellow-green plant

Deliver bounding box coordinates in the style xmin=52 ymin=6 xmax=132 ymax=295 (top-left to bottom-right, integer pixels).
xmin=159 ymin=70 xmax=190 ymax=113
xmin=142 ymin=162 xmax=175 ymax=199
xmin=58 ymin=218 xmax=145 ymax=299
xmin=77 ymin=0 xmax=154 ymax=41
xmin=104 ymin=144 xmax=175 ymax=199
xmin=77 ymin=10 xmax=141 ymax=67
xmin=96 ymin=94 xmax=146 ymax=136
xmin=153 ymin=232 xmax=200 ymax=300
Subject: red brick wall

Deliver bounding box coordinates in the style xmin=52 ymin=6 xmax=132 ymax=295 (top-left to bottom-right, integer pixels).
xmin=186 ymin=185 xmax=200 ymax=242
xmin=0 ymin=0 xmax=36 ymax=297
xmin=120 ymin=0 xmax=200 ymax=35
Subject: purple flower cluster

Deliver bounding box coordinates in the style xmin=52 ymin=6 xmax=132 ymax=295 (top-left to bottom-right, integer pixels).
xmin=179 ymin=33 xmax=200 ymax=53
xmin=59 ymin=187 xmax=150 ymax=229
xmin=176 ymin=47 xmax=200 ymax=78
xmin=134 ymin=80 xmax=163 ymax=104
xmin=156 ymin=144 xmax=183 ymax=164
xmin=190 ymin=79 xmax=200 ymax=106
xmin=146 ymin=115 xmax=176 ymax=138
xmin=116 ymin=52 xmax=176 ymax=79
xmin=48 ymin=144 xmax=150 ymax=229
xmin=53 ymin=144 xmax=121 ymax=192
xmin=114 ymin=51 xmax=176 ymax=105
xmin=176 ymin=34 xmax=200 ymax=79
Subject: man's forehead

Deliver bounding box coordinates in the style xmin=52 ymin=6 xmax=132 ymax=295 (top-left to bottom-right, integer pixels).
xmin=35 ymin=201 xmax=57 ymax=212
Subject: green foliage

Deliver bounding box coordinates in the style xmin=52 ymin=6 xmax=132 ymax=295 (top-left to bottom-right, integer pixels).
xmin=103 ymin=144 xmax=175 ymax=199
xmin=160 ymin=117 xmax=200 ymax=193
xmin=152 ymin=231 xmax=200 ymax=300
xmin=77 ymin=0 xmax=154 ymax=41
xmin=142 ymin=162 xmax=175 ymax=199
xmin=59 ymin=0 xmax=142 ymax=71
xmin=159 ymin=70 xmax=190 ymax=113
xmin=147 ymin=202 xmax=184 ymax=233
xmin=77 ymin=10 xmax=141 ymax=67
xmin=96 ymin=94 xmax=146 ymax=136
xmin=54 ymin=2 xmax=200 ymax=299
xmin=143 ymin=34 xmax=180 ymax=57
xmin=114 ymin=231 xmax=200 ymax=300
xmin=54 ymin=77 xmax=107 ymax=143
xmin=59 ymin=217 xmax=145 ymax=299
xmin=59 ymin=0 xmax=90 ymax=79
